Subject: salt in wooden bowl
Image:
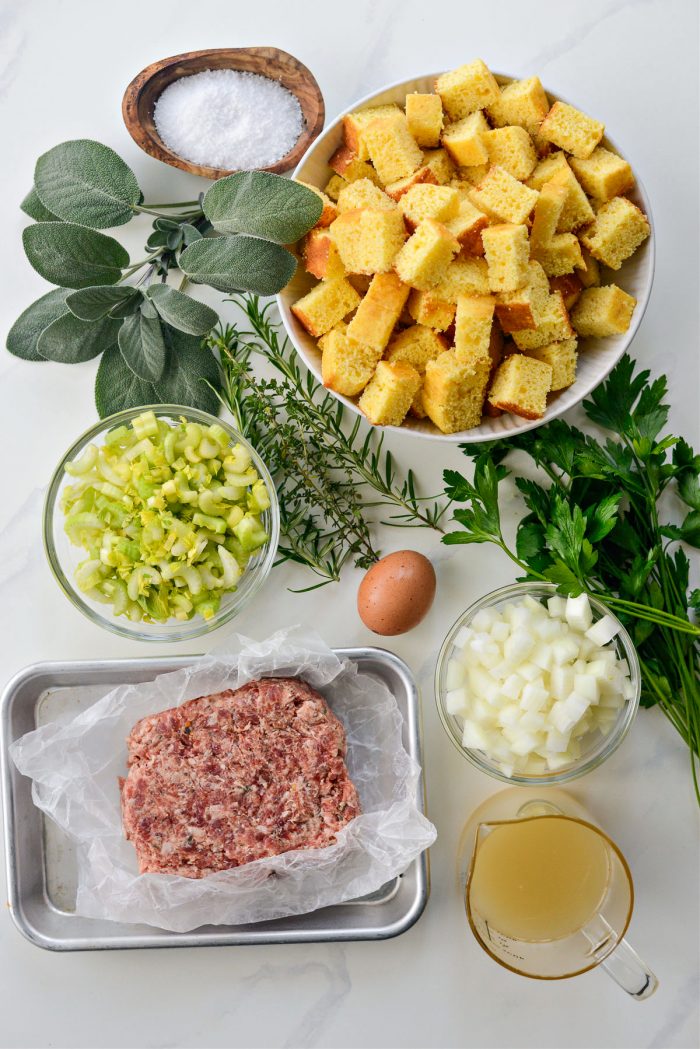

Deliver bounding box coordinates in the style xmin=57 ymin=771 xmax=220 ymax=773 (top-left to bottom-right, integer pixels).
xmin=122 ymin=47 xmax=325 ymax=180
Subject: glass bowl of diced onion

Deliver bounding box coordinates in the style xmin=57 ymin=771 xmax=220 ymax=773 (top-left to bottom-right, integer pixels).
xmin=43 ymin=406 xmax=280 ymax=642
xmin=435 ymin=582 xmax=641 ymax=784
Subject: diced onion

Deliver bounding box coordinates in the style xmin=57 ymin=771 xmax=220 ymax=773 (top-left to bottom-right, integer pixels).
xmin=445 ymin=592 xmax=631 ymax=776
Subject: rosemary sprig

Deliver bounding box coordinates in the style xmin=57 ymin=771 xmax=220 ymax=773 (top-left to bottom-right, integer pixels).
xmin=208 ymin=297 xmax=448 ymax=585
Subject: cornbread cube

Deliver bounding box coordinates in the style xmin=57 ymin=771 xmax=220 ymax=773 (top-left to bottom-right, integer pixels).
xmin=486 ymin=76 xmax=549 ymax=132
xmin=483 ymin=126 xmax=537 ymax=181
xmin=394 ymin=219 xmax=460 ymax=291
xmin=291 ymin=278 xmax=361 ymax=338
xmin=530 ymin=179 xmax=584 ymax=276
xmin=569 ymin=148 xmax=635 ymax=202
xmin=527 ymin=153 xmax=594 ymax=232
xmin=405 ymin=93 xmax=444 ymax=147
xmin=303 ymin=228 xmax=346 ymax=280
xmin=331 ymin=208 xmax=407 ymax=275
xmin=469 ymin=166 xmax=539 ymax=224
xmin=435 ymin=60 xmax=500 ymax=121
xmin=455 ymin=295 xmax=495 ymax=359
xmin=436 ymin=257 xmax=490 ymax=301
xmin=575 ymin=247 xmax=601 ymax=288
xmin=399 ymin=185 xmax=461 ymax=229
xmin=343 ymin=103 xmax=402 ymax=161
xmin=423 ymin=350 xmax=491 ymax=433
xmin=422 ymin=148 xmax=457 ymax=184
xmin=407 ymin=289 xmax=456 ymax=331
xmin=512 ymin=291 xmax=574 ymax=350
xmin=482 ymin=223 xmax=530 ymax=292
xmin=580 ymin=197 xmax=650 ymax=270
xmin=488 ymin=354 xmax=553 ymax=420
xmin=385 ymin=324 xmax=447 ymax=372
xmin=442 ymin=112 xmax=489 ymax=167
xmin=549 ymin=273 xmax=583 ymax=310
xmin=453 ymin=164 xmax=490 ymax=187
xmin=523 ymin=338 xmax=578 ymax=391
xmin=539 ymin=101 xmax=604 ymax=159
xmin=346 ymin=272 xmax=410 ymax=353
xmin=324 ymin=174 xmax=347 ymax=202
xmin=444 ymin=198 xmax=489 ymax=254
xmin=385 ymin=165 xmax=439 ymax=200
xmin=358 ymin=359 xmax=422 ymax=426
xmin=495 ymin=261 xmax=550 ymax=332
xmin=296 ymin=182 xmax=337 ymax=227
xmin=320 ymin=326 xmax=378 ymax=397
xmin=363 ymin=113 xmax=423 ymax=185
xmin=336 ymin=179 xmax=397 ymax=214
xmin=570 ymin=285 xmax=636 ymax=337
xmin=329 ymin=145 xmax=382 ymax=185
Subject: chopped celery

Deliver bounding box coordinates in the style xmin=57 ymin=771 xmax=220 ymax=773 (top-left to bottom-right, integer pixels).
xmin=61 ymin=412 xmax=271 ymax=624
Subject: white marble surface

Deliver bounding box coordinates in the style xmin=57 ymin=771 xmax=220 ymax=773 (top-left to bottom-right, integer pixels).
xmin=1 ymin=0 xmax=699 ymax=1046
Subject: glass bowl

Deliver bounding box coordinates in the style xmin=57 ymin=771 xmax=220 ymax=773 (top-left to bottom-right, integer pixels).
xmin=43 ymin=405 xmax=280 ymax=642
xmin=435 ymin=582 xmax=641 ymax=785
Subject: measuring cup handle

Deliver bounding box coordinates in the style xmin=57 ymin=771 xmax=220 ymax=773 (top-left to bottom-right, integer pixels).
xmin=600 ymin=936 xmax=658 ymax=999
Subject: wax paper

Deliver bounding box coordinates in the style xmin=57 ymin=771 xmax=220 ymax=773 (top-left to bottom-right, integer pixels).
xmin=10 ymin=628 xmax=436 ymax=932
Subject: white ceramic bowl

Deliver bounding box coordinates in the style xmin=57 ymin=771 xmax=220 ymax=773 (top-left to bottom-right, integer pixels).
xmin=278 ymin=72 xmax=655 ymax=443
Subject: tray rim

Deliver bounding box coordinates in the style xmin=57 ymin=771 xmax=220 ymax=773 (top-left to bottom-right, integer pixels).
xmin=1 ymin=648 xmax=430 ymax=951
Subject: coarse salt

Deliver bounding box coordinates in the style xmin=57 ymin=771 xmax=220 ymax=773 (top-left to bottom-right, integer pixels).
xmin=153 ymin=68 xmax=304 ymax=170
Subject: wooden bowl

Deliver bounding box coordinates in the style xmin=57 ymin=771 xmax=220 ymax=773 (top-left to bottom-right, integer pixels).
xmin=122 ymin=47 xmax=325 ymax=180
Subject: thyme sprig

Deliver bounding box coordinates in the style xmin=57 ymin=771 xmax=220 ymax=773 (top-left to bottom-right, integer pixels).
xmin=208 ymin=297 xmax=448 ymax=586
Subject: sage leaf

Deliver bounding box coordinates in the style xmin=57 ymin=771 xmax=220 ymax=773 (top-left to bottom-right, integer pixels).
xmin=37 ymin=312 xmax=119 ymax=363
xmin=34 ymin=140 xmax=141 ymax=229
xmin=180 ymin=235 xmax=296 ymax=295
xmin=203 ymin=171 xmax=322 ymax=243
xmin=118 ymin=309 xmax=166 ymax=382
xmin=109 ymin=290 xmax=143 ymax=318
xmin=6 ymin=288 xmax=71 ymax=362
xmin=95 ymin=344 xmax=157 ymax=418
xmin=155 ymin=326 xmax=220 ymax=414
xmin=147 ymin=284 xmax=218 ymax=335
xmin=21 ymin=186 xmax=60 ymax=223
xmin=23 ymin=222 xmax=129 ymax=288
xmin=66 ymin=285 xmax=139 ymax=320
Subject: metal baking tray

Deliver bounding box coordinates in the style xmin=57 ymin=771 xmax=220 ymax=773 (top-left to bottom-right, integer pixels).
xmin=1 ymin=648 xmax=429 ymax=951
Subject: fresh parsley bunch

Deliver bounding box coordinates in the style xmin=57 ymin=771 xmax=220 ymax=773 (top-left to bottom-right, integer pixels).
xmin=443 ymin=355 xmax=700 ymax=801
xmin=7 ymin=140 xmax=322 ymax=416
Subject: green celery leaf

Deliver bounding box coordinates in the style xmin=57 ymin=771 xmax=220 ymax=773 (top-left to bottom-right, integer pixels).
xmin=23 ymin=222 xmax=129 ymax=288
xmin=118 ymin=309 xmax=166 ymax=382
xmin=95 ymin=344 xmax=157 ymax=417
xmin=37 ymin=312 xmax=119 ymax=363
xmin=34 ymin=140 xmax=141 ymax=229
xmin=179 ymin=235 xmax=297 ymax=295
xmin=6 ymin=288 xmax=71 ymax=361
xmin=21 ymin=186 xmax=60 ymax=222
xmin=203 ymin=172 xmax=323 ymax=243
xmin=154 ymin=325 xmax=221 ymax=413
xmin=147 ymin=284 xmax=218 ymax=335
xmin=66 ymin=285 xmax=139 ymax=320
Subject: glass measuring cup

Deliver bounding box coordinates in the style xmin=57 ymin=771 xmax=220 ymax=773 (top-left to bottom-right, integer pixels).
xmin=460 ymin=788 xmax=658 ymax=998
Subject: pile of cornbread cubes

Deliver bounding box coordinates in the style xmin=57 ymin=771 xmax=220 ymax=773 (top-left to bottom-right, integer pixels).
xmin=291 ymin=59 xmax=650 ymax=433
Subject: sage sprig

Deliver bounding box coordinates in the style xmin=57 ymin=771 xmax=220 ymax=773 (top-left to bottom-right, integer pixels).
xmin=8 ymin=139 xmax=322 ymax=417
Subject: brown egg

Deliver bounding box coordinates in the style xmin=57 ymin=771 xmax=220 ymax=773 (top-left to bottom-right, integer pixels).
xmin=357 ymin=550 xmax=436 ymax=636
